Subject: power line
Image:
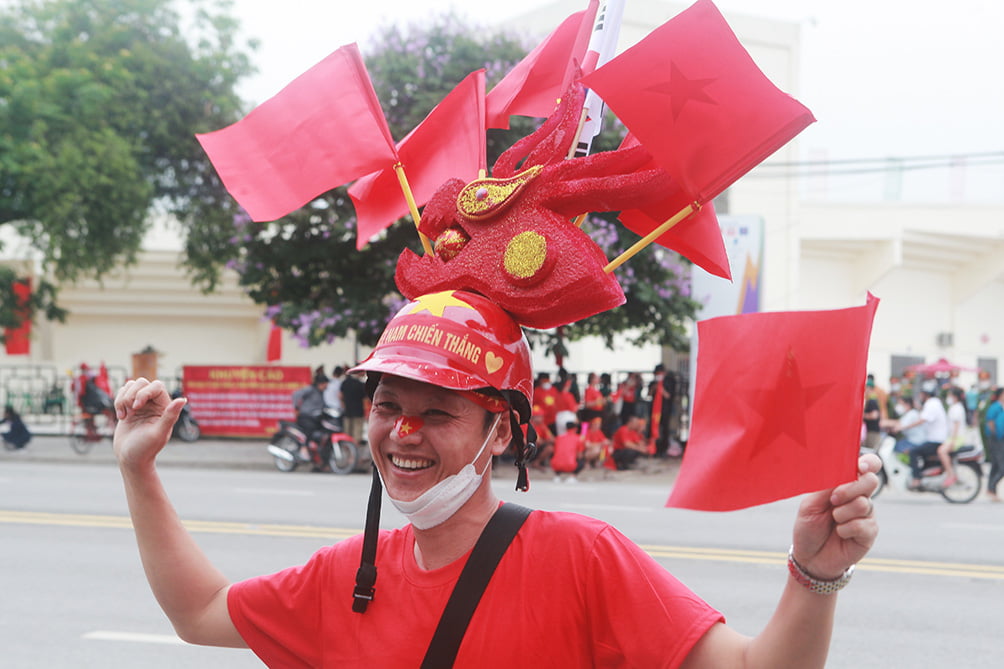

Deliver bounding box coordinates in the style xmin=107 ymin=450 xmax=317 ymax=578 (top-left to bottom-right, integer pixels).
xmin=751 ymin=151 xmax=1004 ymax=178
xmin=760 ymin=150 xmax=1004 ymax=168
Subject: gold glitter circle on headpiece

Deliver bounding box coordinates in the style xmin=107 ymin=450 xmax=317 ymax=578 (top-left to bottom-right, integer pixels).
xmin=503 ymin=231 xmax=547 ymax=280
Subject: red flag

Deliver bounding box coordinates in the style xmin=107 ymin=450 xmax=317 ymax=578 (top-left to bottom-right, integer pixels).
xmin=96 ymin=362 xmax=112 ymax=395
xmin=616 ymin=134 xmax=731 ymax=280
xmin=4 ymin=278 xmax=31 ymax=356
xmin=266 ymin=323 xmax=282 ymax=362
xmin=580 ymin=0 xmax=815 ymax=205
xmin=649 ymin=379 xmax=663 ymax=455
xmin=197 ymin=44 xmax=397 ymax=222
xmin=486 ymin=1 xmax=598 ymax=129
xmin=348 ymin=70 xmax=487 ymax=249
xmin=667 ymin=294 xmax=879 ymax=511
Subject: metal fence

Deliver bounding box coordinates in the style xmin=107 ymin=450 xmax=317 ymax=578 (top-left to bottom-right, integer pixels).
xmin=0 ymin=363 xmax=129 ymax=434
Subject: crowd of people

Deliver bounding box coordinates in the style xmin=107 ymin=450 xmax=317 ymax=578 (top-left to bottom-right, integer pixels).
xmin=293 ymin=362 xmax=684 ymax=483
xmin=525 ymin=365 xmax=684 ymax=482
xmin=864 ymin=373 xmax=1004 ymax=501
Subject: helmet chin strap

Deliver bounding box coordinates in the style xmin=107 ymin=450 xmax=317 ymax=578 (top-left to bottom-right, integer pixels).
xmin=352 ymin=467 xmax=382 ymax=614
xmin=510 ymin=411 xmax=536 ymax=492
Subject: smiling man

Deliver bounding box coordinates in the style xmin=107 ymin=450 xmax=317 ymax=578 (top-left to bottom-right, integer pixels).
xmin=113 ymin=289 xmax=880 ymax=668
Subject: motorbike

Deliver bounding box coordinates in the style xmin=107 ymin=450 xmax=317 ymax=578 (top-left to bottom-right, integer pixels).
xmin=868 ymin=433 xmax=984 ymax=503
xmin=267 ymin=408 xmax=368 ymax=475
xmin=170 ymin=389 xmax=201 ymax=442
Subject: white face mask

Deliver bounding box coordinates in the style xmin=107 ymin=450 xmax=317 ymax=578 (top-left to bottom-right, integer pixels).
xmin=385 ymin=414 xmax=501 ymax=530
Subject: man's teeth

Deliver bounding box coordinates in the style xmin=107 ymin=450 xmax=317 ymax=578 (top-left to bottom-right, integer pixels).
xmin=391 ymin=455 xmax=434 ymax=470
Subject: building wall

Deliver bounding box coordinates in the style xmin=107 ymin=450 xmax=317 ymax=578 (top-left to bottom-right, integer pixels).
xmin=2 ymin=250 xmax=357 ymax=381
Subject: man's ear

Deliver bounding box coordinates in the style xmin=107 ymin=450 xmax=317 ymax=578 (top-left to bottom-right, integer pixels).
xmin=490 ymin=411 xmax=513 ymax=456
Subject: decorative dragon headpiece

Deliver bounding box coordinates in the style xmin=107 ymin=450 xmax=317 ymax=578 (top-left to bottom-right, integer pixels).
xmin=395 ymin=84 xmax=674 ymax=330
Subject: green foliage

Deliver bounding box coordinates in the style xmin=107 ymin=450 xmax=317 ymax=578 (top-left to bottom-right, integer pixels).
xmin=227 ymin=14 xmax=700 ymax=354
xmin=0 ymin=0 xmax=257 ymax=338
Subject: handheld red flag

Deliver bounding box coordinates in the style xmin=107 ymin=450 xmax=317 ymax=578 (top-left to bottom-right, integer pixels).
xmin=197 ymin=44 xmax=397 ymax=222
xmin=266 ymin=323 xmax=282 ymax=362
xmin=3 ymin=278 xmax=31 ymax=356
xmin=349 ymin=70 xmax=487 ymax=249
xmin=667 ymin=294 xmax=880 ymax=511
xmin=486 ymin=1 xmax=598 ymax=129
xmin=580 ymin=0 xmax=815 ymax=205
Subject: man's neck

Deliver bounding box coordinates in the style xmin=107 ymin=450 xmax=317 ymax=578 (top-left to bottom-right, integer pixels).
xmin=411 ymin=487 xmax=500 ymax=571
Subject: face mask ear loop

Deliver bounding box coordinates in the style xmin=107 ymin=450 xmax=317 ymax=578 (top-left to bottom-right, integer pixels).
xmin=475 ymin=413 xmax=503 ymax=477
xmin=352 ymin=466 xmax=382 ymax=613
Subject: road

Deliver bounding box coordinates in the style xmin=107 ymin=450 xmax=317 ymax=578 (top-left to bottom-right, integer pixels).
xmin=2 ymin=453 xmax=1003 ymax=667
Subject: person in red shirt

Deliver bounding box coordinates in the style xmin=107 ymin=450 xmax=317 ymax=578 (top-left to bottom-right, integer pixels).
xmin=555 ymin=377 xmax=580 ymax=435
xmin=534 ymin=372 xmax=560 ymax=433
xmin=583 ymin=416 xmax=609 ymax=469
xmin=551 ymin=421 xmax=585 ymax=483
xmin=582 ymin=372 xmax=606 ymax=423
xmin=612 ymin=414 xmax=649 ymax=470
xmin=528 ymin=407 xmax=555 ymax=472
xmin=113 ymin=289 xmax=881 ymax=668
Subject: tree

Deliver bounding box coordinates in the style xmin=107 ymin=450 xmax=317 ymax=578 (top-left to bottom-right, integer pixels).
xmin=0 ymin=0 xmax=257 ymax=340
xmin=226 ymin=14 xmax=701 ymax=358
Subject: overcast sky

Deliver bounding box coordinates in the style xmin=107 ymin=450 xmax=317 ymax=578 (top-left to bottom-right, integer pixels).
xmin=226 ymin=0 xmax=1004 ymax=203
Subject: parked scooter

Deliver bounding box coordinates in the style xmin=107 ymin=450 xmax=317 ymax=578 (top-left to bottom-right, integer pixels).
xmin=170 ymin=389 xmax=201 ymax=442
xmin=267 ymin=408 xmax=368 ymax=475
xmin=868 ymin=433 xmax=984 ymax=503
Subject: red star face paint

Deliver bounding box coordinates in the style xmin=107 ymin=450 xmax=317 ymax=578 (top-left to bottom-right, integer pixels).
xmin=394 ymin=415 xmax=424 ymax=439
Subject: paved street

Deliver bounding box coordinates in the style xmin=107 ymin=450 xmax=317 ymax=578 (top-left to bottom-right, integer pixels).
xmin=2 ymin=436 xmax=1003 ymax=667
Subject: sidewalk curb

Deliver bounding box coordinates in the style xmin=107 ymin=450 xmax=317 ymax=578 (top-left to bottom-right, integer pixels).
xmin=4 ymin=436 xmax=683 ymax=484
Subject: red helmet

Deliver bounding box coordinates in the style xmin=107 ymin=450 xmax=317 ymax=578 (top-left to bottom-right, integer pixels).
xmin=351 ymin=290 xmax=533 ymax=421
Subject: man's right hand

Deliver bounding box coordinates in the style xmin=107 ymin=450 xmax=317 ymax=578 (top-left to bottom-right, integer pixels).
xmin=113 ymin=378 xmax=186 ymax=470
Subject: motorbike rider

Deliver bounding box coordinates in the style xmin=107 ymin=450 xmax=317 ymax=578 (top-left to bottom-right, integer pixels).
xmin=880 ymin=394 xmax=925 ymax=454
xmin=936 ymin=386 xmax=968 ymax=487
xmin=907 ymin=382 xmax=949 ymax=489
xmin=292 ymin=368 xmax=329 ymax=463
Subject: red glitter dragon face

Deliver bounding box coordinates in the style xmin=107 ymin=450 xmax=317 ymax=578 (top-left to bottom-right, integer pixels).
xmin=395 ymin=84 xmax=674 ymax=330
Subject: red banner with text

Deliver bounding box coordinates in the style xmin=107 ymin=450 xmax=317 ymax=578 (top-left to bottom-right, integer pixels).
xmin=182 ymin=365 xmax=311 ymax=438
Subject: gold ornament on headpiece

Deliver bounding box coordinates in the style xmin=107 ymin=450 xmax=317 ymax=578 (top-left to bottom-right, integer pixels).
xmin=456 ymin=165 xmax=543 ymax=221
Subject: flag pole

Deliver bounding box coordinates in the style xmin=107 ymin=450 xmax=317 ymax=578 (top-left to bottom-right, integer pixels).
xmin=567 ymin=108 xmax=591 ymax=228
xmin=566 ymin=1 xmax=626 ymax=228
xmin=392 ymin=163 xmax=434 ymax=255
xmin=603 ymin=202 xmax=699 ymax=273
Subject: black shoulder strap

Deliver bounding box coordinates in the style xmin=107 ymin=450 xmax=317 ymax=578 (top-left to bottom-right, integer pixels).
xmin=420 ymin=503 xmax=533 ymax=669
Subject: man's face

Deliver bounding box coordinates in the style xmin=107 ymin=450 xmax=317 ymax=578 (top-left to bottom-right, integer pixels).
xmin=368 ymin=375 xmax=508 ymax=503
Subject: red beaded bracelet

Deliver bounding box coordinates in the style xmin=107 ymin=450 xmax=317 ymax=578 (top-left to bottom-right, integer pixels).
xmin=787 ymin=545 xmax=855 ymax=595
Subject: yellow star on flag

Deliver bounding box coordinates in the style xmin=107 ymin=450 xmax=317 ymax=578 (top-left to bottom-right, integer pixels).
xmin=395 ymin=415 xmax=424 ymax=437
xmin=408 ymin=291 xmax=474 ymax=317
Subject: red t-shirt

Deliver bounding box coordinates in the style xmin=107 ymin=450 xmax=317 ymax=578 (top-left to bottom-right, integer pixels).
xmin=534 ymin=385 xmax=560 ymax=424
xmin=229 ymin=511 xmax=722 ymax=668
xmin=558 ymin=389 xmax=579 ymax=413
xmin=551 ymin=432 xmax=583 ymax=472
xmin=583 ymin=385 xmax=605 ymax=411
xmin=613 ymin=425 xmax=645 ymax=451
xmin=528 ymin=420 xmax=553 ymax=446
